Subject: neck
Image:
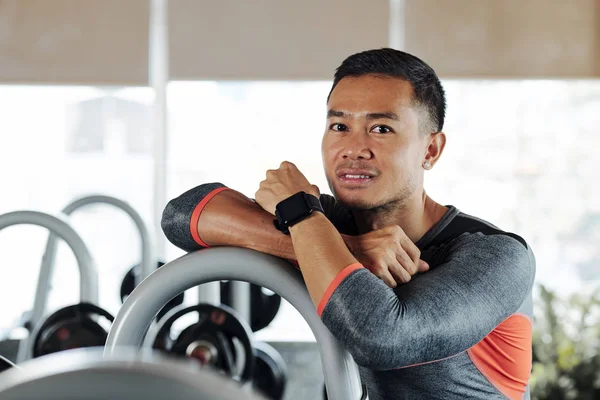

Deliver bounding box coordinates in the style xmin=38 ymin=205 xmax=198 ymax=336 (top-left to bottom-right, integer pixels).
xmin=351 ymin=190 xmax=447 ymax=243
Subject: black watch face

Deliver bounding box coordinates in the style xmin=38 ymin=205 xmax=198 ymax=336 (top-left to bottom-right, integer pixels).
xmin=278 ymin=193 xmax=311 ymax=225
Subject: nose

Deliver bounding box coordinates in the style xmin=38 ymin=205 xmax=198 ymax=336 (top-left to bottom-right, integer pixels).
xmin=342 ymin=133 xmax=373 ymax=160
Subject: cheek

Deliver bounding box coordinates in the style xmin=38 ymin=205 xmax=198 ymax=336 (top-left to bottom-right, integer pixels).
xmin=321 ymin=137 xmax=336 ymax=168
xmin=384 ymin=148 xmax=415 ymax=177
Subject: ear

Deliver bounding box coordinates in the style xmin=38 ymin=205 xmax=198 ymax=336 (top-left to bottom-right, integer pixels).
xmin=423 ymin=132 xmax=446 ymax=169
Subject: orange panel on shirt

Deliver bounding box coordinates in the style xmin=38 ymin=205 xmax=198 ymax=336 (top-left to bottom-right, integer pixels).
xmin=467 ymin=313 xmax=532 ymax=400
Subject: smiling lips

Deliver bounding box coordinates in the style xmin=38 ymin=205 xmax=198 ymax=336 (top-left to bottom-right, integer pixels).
xmin=336 ymin=168 xmax=378 ymax=187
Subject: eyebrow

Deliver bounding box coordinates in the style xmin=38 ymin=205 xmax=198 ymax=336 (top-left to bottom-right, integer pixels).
xmin=327 ymin=109 xmax=400 ymax=121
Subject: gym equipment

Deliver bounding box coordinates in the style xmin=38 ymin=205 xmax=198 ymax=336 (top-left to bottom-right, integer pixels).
xmin=26 ymin=195 xmax=173 ymax=357
xmin=0 ymin=347 xmax=267 ymax=400
xmin=0 ymin=210 xmax=99 ymax=363
xmin=220 ymin=281 xmax=282 ymax=332
xmin=37 ymin=194 xmax=159 ymax=311
xmin=120 ymin=261 xmax=184 ymax=321
xmin=252 ymin=341 xmax=287 ymax=400
xmin=31 ymin=303 xmax=114 ymax=358
xmin=0 ymin=354 xmax=16 ymax=374
xmin=149 ymin=303 xmax=255 ymax=382
xmin=104 ymin=247 xmax=368 ymax=400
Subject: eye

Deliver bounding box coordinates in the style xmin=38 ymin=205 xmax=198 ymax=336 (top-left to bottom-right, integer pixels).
xmin=371 ymin=125 xmax=393 ymax=134
xmin=330 ymin=123 xmax=348 ymax=132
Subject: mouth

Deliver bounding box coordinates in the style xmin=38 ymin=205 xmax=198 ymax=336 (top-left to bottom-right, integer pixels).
xmin=336 ymin=170 xmax=377 ymax=187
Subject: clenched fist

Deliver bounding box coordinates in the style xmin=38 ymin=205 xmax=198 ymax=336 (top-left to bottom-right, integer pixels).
xmin=344 ymin=225 xmax=430 ymax=288
xmin=255 ymin=161 xmax=320 ymax=215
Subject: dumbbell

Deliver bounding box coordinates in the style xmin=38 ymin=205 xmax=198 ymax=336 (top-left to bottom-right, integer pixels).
xmin=149 ymin=303 xmax=255 ymax=383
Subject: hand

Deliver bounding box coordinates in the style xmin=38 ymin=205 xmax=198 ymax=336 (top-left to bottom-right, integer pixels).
xmin=255 ymin=161 xmax=320 ymax=215
xmin=343 ymin=226 xmax=430 ymax=288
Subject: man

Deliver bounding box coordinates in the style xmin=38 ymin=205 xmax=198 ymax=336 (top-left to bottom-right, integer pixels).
xmin=161 ymin=48 xmax=536 ymax=400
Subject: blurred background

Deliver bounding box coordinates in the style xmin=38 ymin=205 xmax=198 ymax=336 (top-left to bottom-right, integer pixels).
xmin=0 ymin=0 xmax=599 ymax=398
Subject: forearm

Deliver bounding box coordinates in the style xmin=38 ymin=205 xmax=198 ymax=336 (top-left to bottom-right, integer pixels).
xmin=161 ymin=183 xmax=295 ymax=259
xmin=199 ymin=189 xmax=295 ymax=259
xmin=288 ymin=212 xmax=358 ymax=308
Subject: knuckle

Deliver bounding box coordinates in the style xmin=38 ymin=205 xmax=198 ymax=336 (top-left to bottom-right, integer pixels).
xmin=372 ymin=263 xmax=384 ymax=274
xmin=413 ymin=247 xmax=421 ymax=259
xmin=408 ymin=264 xmax=418 ymax=275
xmin=384 ymin=276 xmax=396 ymax=288
xmin=393 ymin=227 xmax=405 ymax=240
xmin=386 ymin=225 xmax=399 ymax=234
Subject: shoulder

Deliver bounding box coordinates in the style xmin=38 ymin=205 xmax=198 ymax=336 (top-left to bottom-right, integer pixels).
xmin=432 ymin=209 xmax=531 ymax=251
xmin=435 ymin=210 xmax=536 ymax=280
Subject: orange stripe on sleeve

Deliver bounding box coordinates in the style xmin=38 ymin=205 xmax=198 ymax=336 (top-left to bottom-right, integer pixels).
xmin=189 ymin=187 xmax=231 ymax=247
xmin=317 ymin=263 xmax=364 ymax=317
xmin=467 ymin=313 xmax=532 ymax=400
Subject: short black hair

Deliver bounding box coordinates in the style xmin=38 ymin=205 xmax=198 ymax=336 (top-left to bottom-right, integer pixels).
xmin=328 ymin=48 xmax=446 ymax=133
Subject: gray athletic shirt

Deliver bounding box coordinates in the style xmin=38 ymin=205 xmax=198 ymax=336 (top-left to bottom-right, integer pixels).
xmin=161 ymin=184 xmax=536 ymax=400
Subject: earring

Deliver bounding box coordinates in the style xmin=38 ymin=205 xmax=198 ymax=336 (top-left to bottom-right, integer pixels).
xmin=423 ymin=161 xmax=431 ymax=169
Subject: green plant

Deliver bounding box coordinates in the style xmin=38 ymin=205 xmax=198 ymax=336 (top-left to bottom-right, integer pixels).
xmin=530 ymin=284 xmax=600 ymax=400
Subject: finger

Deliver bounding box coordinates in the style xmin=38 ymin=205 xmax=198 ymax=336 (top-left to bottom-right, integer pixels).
xmin=388 ymin=260 xmax=412 ymax=284
xmin=367 ymin=265 xmax=397 ymax=288
xmin=400 ymin=236 xmax=422 ymax=268
xmin=418 ymin=260 xmax=430 ymax=272
xmin=280 ymin=161 xmax=296 ymax=170
xmin=266 ymin=169 xmax=278 ymax=179
xmin=395 ymin=249 xmax=418 ymax=276
xmin=380 ymin=271 xmax=397 ymax=288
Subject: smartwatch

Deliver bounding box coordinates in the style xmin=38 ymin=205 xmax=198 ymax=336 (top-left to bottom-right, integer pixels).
xmin=273 ymin=191 xmax=324 ymax=234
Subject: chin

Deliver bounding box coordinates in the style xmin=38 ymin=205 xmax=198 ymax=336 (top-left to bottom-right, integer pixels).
xmin=333 ymin=192 xmax=379 ymax=211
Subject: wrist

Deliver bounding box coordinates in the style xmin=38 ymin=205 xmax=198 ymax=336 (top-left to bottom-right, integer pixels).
xmin=288 ymin=211 xmax=327 ymax=235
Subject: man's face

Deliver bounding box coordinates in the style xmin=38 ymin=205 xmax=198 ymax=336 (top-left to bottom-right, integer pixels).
xmin=322 ymin=74 xmax=427 ymax=210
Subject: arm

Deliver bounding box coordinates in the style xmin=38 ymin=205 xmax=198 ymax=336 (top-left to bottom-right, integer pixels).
xmin=289 ymin=212 xmax=535 ymax=370
xmin=161 ymin=183 xmax=295 ymax=258
xmin=161 ymin=183 xmax=352 ymax=259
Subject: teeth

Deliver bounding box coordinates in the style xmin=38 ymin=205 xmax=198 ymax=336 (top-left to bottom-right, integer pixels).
xmin=345 ymin=174 xmax=371 ymax=179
